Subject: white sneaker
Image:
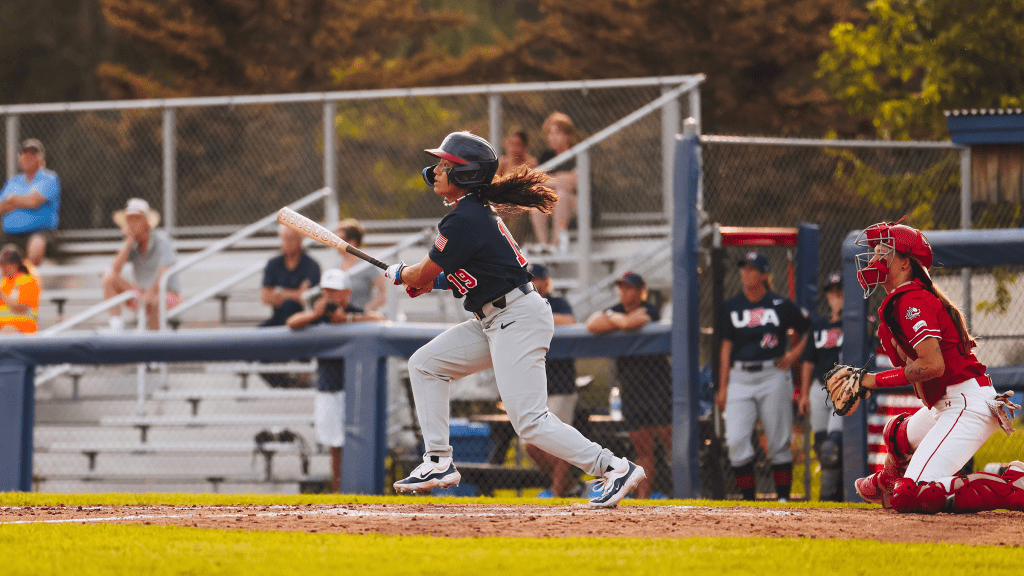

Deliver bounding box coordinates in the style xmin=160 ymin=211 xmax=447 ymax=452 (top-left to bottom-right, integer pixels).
xmin=393 ymin=455 xmax=461 ymax=493
xmin=588 ymin=458 xmax=645 ymax=509
xmin=108 ymin=317 xmax=124 ymax=332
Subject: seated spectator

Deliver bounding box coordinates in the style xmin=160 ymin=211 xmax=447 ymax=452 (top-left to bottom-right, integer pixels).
xmin=522 ymin=263 xmax=582 ymax=498
xmin=495 ymin=127 xmax=538 ymax=178
xmin=287 ymin=269 xmax=384 ymax=492
xmin=103 ymin=198 xmax=180 ymax=331
xmin=335 ymin=218 xmax=386 ymax=314
xmin=0 ymin=139 xmax=61 ymax=268
xmin=531 ymin=113 xmax=578 ymax=253
xmin=261 ymin=224 xmax=321 ymax=327
xmin=0 ymin=244 xmax=41 ymax=334
xmin=586 ymin=272 xmax=671 ymax=499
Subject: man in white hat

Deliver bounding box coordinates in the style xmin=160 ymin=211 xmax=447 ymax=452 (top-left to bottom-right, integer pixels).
xmin=0 ymin=138 xmax=61 ymax=267
xmin=287 ymin=268 xmax=383 ymax=492
xmin=103 ymin=198 xmax=180 ymax=331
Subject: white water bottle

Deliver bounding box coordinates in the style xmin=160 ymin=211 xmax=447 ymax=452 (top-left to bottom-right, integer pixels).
xmin=609 ymin=386 xmax=623 ymax=421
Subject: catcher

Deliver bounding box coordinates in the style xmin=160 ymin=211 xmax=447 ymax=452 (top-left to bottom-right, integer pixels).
xmin=825 ymin=221 xmax=1023 ymax=513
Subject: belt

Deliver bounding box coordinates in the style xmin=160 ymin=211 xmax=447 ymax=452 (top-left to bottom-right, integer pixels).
xmin=473 ymin=282 xmax=536 ymax=320
xmin=734 ymin=360 xmax=775 ymax=373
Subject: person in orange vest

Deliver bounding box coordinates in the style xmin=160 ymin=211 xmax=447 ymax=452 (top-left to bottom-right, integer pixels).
xmin=0 ymin=244 xmax=40 ymax=334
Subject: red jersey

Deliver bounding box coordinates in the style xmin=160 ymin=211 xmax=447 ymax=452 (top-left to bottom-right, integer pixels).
xmin=876 ymin=280 xmax=987 ymax=408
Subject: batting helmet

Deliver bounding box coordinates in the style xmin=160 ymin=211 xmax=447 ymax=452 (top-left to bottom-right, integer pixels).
xmin=854 ymin=221 xmax=933 ymax=297
xmin=422 ymin=132 xmax=499 ymax=189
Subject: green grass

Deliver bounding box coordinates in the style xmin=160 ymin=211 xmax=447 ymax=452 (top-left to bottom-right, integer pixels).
xmin=0 ymin=523 xmax=1018 ymax=576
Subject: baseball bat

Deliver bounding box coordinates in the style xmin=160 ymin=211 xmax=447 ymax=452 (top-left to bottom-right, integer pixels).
xmin=277 ymin=207 xmax=390 ymax=271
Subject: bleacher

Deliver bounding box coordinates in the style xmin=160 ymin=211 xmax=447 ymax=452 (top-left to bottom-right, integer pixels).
xmin=30 ymin=215 xmax=673 ymax=493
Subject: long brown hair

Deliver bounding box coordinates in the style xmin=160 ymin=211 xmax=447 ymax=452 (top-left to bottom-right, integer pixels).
xmin=885 ymin=256 xmax=975 ymax=355
xmin=475 ymin=165 xmax=558 ymax=214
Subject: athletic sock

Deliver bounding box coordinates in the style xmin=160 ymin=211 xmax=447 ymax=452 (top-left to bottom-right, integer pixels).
xmin=773 ymin=463 xmax=793 ymax=500
xmin=734 ymin=463 xmax=756 ymax=501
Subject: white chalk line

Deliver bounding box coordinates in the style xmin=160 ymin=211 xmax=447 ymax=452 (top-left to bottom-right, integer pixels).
xmin=0 ymin=504 xmax=802 ymax=526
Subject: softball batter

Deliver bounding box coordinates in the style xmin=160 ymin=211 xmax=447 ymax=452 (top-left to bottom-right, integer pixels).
xmin=716 ymin=251 xmax=810 ymax=501
xmin=387 ymin=131 xmax=645 ymax=508
xmin=842 ymin=221 xmax=1023 ymax=513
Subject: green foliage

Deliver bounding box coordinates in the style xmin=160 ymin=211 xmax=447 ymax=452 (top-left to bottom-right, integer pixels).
xmin=1 ymin=522 xmax=1022 ymax=576
xmin=819 ymin=0 xmax=1024 ymax=140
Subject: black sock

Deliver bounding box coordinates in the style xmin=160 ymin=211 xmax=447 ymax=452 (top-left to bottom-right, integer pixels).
xmin=772 ymin=463 xmax=793 ymax=500
xmin=733 ymin=463 xmax=756 ymax=501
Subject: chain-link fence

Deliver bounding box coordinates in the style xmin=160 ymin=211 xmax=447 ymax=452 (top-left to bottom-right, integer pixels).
xmin=1 ymin=78 xmax=696 ymax=237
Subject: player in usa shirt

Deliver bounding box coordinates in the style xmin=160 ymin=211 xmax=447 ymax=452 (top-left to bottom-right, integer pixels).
xmin=849 ymin=221 xmax=1023 ymax=513
xmin=384 ymin=132 xmax=645 ymax=508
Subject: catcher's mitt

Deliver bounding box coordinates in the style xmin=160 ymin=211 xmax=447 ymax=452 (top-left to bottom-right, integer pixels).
xmin=823 ymin=364 xmax=870 ymax=416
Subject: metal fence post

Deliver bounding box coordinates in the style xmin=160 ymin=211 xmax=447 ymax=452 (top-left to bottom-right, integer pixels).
xmin=661 ymin=84 xmax=680 ymax=218
xmin=488 ymin=93 xmax=501 ymax=152
xmin=0 ymin=356 xmax=35 ymax=491
xmin=6 ymin=114 xmax=18 ymax=182
xmin=577 ymin=149 xmax=592 ymax=301
xmin=162 ymin=107 xmax=176 ymax=233
xmin=960 ymin=146 xmax=972 ymax=328
xmin=324 ymin=100 xmax=339 ymax=230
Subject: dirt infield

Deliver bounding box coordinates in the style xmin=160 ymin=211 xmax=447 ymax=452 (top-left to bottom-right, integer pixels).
xmin=3 ymin=503 xmax=1023 ymax=544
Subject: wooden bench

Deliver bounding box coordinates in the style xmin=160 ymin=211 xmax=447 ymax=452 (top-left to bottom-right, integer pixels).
xmin=204 ymin=361 xmax=318 ymax=389
xmin=100 ymin=414 xmax=315 ymax=442
xmin=152 ymin=388 xmax=315 ymax=416
xmin=47 ymin=441 xmax=309 ymax=479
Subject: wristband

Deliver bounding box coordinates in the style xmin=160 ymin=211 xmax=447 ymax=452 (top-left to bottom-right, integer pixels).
xmin=433 ymin=272 xmax=449 ymax=290
xmin=875 ymin=368 xmax=910 ymax=388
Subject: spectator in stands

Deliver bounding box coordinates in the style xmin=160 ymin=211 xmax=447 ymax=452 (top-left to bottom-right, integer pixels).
xmin=260 ymin=224 xmax=321 ymax=327
xmin=531 ymin=113 xmax=578 ymax=254
xmin=0 ymin=244 xmax=41 ymax=334
xmin=522 ymin=263 xmax=583 ymax=498
xmin=286 ymin=268 xmax=384 ymax=492
xmin=104 ymin=198 xmax=181 ymax=331
xmin=335 ymin=218 xmax=386 ymax=314
xmin=495 ymin=127 xmax=538 ymax=178
xmin=586 ymin=271 xmax=671 ymax=499
xmin=0 ymin=139 xmax=61 ymax=268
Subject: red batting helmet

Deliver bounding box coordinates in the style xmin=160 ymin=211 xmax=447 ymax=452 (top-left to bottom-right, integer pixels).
xmin=854 ymin=221 xmax=934 ymax=298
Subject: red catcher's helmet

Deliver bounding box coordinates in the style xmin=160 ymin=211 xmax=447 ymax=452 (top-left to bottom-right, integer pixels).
xmin=422 ymin=132 xmax=499 ymax=189
xmin=853 ymin=222 xmax=934 ymax=298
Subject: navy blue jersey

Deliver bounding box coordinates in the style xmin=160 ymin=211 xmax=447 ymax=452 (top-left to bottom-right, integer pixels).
xmin=609 ymin=301 xmax=671 ymax=429
xmin=428 ymin=194 xmax=530 ymax=312
xmin=546 ymin=295 xmax=576 ymax=395
xmin=312 ymin=304 xmax=363 ymax=393
xmin=801 ymin=317 xmax=843 ymax=382
xmin=260 ymin=252 xmax=321 ymax=327
xmin=721 ymin=291 xmax=810 ymax=362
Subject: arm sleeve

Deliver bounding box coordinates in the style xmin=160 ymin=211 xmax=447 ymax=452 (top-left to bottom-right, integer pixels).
xmin=159 ymin=234 xmax=178 ymax=267
xmin=262 ymin=260 xmax=278 ymax=288
xmin=39 ymin=173 xmax=60 ymax=203
xmin=785 ymin=300 xmax=811 ymax=335
xmin=801 ymin=329 xmax=818 ymax=364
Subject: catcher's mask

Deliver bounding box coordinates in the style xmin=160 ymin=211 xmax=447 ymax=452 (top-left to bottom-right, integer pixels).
xmin=854 ymin=221 xmax=933 ymax=298
xmin=422 ymin=132 xmax=499 ymax=188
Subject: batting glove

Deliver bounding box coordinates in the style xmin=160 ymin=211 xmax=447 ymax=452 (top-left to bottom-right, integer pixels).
xmin=385 ymin=261 xmax=406 ymax=285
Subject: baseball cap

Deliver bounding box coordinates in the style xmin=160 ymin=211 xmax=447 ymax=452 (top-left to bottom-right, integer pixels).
xmin=528 ymin=263 xmax=550 ymax=279
xmin=21 ymin=138 xmax=44 ymax=156
xmin=615 ymin=271 xmax=645 ymax=288
xmin=737 ymin=251 xmax=770 ymax=273
xmin=824 ymin=271 xmax=842 ymax=290
xmin=321 ymin=269 xmax=351 ymax=291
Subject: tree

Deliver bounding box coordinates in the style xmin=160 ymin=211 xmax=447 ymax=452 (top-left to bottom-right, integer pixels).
xmin=338 ymin=0 xmax=869 ymax=137
xmin=818 ymin=0 xmax=1024 ymax=140
xmin=97 ymin=0 xmax=466 ymax=98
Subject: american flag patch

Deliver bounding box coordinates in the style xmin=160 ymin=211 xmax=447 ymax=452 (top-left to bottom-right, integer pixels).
xmin=434 ymin=234 xmax=448 ymax=251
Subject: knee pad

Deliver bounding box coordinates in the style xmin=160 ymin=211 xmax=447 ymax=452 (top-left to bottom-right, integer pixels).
xmin=883 ymin=413 xmax=913 ymax=461
xmin=890 ymin=478 xmax=946 ymax=514
xmin=819 ymin=432 xmax=842 ymax=470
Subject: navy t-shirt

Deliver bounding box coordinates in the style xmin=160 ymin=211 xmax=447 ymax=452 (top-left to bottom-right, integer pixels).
xmin=312 ymin=303 xmax=363 ymax=393
xmin=546 ymin=295 xmax=576 ymax=395
xmin=260 ymin=252 xmax=321 ymax=327
xmin=609 ymin=301 xmax=671 ymax=429
xmin=538 ymin=149 xmax=576 ymax=174
xmin=428 ymin=194 xmax=530 ymax=312
xmin=721 ymin=291 xmax=810 ymax=362
xmin=801 ymin=317 xmax=843 ymax=382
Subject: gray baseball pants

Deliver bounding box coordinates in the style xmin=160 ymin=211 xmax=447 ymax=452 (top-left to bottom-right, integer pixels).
xmin=724 ymin=361 xmax=794 ymax=467
xmin=408 ymin=289 xmax=616 ymax=477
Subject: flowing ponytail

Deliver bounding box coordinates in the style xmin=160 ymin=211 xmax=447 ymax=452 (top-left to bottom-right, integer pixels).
xmin=908 ymin=258 xmax=976 ymax=354
xmin=476 ymin=165 xmax=558 ymax=214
